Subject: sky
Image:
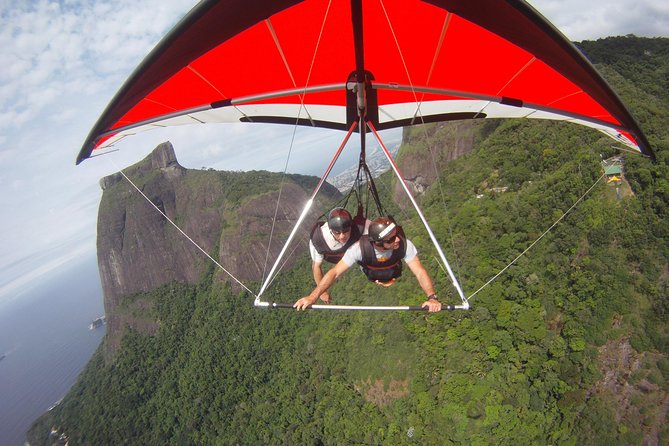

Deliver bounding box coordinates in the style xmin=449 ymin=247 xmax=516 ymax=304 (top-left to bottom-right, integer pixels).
xmin=0 ymin=0 xmax=667 ymax=304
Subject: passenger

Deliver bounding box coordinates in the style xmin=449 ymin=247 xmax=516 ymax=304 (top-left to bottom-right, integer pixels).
xmin=295 ymin=217 xmax=441 ymax=312
xmin=308 ymin=208 xmax=362 ymax=303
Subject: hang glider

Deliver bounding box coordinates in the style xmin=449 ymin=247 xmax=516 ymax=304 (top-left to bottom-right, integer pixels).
xmin=78 ymin=0 xmax=655 ymax=311
xmin=77 ymin=0 xmax=654 ymax=164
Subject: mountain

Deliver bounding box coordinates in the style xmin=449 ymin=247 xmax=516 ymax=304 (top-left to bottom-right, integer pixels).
xmin=29 ymin=36 xmax=668 ymax=446
xmin=95 ymin=142 xmax=341 ymax=354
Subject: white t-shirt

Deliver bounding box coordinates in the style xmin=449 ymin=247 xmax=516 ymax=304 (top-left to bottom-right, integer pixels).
xmin=341 ymin=238 xmax=418 ymax=267
xmin=309 ymin=222 xmax=347 ymax=263
xmin=309 ymin=220 xmax=371 ymax=263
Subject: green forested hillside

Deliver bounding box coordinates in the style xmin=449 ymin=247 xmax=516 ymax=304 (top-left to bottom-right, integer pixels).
xmin=30 ymin=36 xmax=668 ymax=445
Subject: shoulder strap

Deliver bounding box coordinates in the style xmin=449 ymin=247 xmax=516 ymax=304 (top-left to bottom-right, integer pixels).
xmin=358 ymin=227 xmax=406 ymax=268
xmin=345 ymin=223 xmax=362 ymax=249
xmin=359 ymin=235 xmax=375 ymax=265
xmin=309 ymin=221 xmax=329 ymax=253
xmin=311 ymin=220 xmax=363 ymax=264
xmin=395 ymin=226 xmax=407 ymax=260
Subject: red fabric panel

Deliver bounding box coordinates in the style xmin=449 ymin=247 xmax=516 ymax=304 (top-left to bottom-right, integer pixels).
xmin=78 ymin=0 xmax=651 ymax=162
xmin=270 ymin=1 xmax=354 ymax=92
xmin=501 ymin=59 xmax=618 ymax=125
xmin=428 ymin=14 xmax=534 ymax=99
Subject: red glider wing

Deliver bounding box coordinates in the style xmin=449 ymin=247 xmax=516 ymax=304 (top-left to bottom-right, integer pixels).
xmin=77 ymin=0 xmax=653 ymax=164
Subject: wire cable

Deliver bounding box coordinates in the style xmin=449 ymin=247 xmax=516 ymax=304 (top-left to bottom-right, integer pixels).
xmin=466 ymin=171 xmax=607 ymax=301
xmin=260 ymin=1 xmax=332 ymax=290
xmin=107 ymin=156 xmax=258 ymax=297
xmin=379 ymin=0 xmax=464 ymax=298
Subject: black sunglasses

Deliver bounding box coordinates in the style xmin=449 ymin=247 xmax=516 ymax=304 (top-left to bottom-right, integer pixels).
xmin=374 ymin=233 xmax=398 ymax=246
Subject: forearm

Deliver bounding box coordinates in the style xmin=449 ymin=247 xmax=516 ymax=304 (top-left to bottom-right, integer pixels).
xmin=416 ymin=270 xmax=435 ymax=297
xmin=312 ymin=262 xmax=324 ymax=285
xmin=308 ymin=269 xmax=338 ymax=301
xmin=404 ymin=257 xmax=441 ymax=313
xmin=296 ymin=261 xmax=349 ymax=310
xmin=415 ymin=266 xmax=441 ymax=312
xmin=408 ymin=258 xmax=435 ymax=297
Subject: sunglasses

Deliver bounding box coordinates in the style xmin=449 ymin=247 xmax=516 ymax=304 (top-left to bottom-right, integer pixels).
xmin=374 ymin=233 xmax=398 ymax=246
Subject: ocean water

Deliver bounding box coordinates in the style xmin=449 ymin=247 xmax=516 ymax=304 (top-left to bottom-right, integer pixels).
xmin=0 ymin=254 xmax=104 ymax=446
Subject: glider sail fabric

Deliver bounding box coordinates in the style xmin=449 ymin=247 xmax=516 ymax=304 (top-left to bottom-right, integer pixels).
xmin=77 ymin=0 xmax=654 ymax=164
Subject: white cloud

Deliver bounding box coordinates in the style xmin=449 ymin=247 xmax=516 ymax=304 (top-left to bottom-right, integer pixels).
xmin=0 ymin=0 xmax=198 ymax=293
xmin=0 ymin=238 xmax=95 ymax=304
xmin=0 ymin=0 xmax=197 ymax=134
xmin=528 ymin=0 xmax=669 ymax=41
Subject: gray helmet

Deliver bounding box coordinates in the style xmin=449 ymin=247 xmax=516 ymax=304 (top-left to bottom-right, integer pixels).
xmin=368 ymin=217 xmax=397 ymax=242
xmin=327 ymin=208 xmax=352 ymax=232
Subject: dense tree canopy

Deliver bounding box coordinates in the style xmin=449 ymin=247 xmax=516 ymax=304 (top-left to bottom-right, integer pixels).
xmin=30 ymin=36 xmax=668 ymax=446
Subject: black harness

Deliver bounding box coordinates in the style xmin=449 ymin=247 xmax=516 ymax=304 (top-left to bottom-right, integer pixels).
xmin=310 ymin=221 xmax=362 ymax=264
xmin=357 ymin=226 xmax=406 ymax=282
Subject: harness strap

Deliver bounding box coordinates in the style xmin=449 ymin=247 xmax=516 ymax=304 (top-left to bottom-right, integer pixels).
xmin=310 ymin=221 xmax=362 ymax=264
xmin=364 ymin=260 xmax=401 ymax=271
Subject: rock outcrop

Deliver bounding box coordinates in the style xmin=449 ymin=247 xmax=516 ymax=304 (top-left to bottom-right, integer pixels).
xmin=97 ymin=142 xmax=339 ymax=354
xmin=394 ymin=120 xmax=482 ymax=201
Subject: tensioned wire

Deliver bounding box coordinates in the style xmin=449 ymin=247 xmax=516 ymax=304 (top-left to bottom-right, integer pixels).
xmin=465 ymin=171 xmax=607 ymax=302
xmin=378 ymin=0 xmax=608 ymax=303
xmin=106 ymin=134 xmax=607 ymax=308
xmin=106 ymin=156 xmax=258 ymax=298
xmin=103 ymin=1 xmax=611 ymax=309
xmin=102 ymin=4 xmax=335 ymax=302
xmin=101 ymin=4 xmax=334 ymax=301
xmin=105 ymin=134 xmax=323 ymax=302
xmin=379 ymin=0 xmax=464 ymax=294
xmin=260 ymin=1 xmax=333 ymax=291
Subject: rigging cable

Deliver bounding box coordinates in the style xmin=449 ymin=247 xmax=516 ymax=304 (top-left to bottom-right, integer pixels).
xmin=378 ymin=0 xmax=466 ymax=305
xmin=380 ymin=1 xmax=462 ymax=275
xmin=106 ymin=156 xmax=258 ymax=298
xmin=256 ymin=121 xmax=358 ymax=301
xmin=466 ymin=171 xmax=607 ymax=302
xmin=260 ymin=1 xmax=333 ymax=290
xmin=368 ymin=122 xmax=468 ymax=307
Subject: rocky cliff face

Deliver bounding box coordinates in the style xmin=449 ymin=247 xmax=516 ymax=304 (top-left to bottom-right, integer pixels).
xmin=394 ymin=120 xmax=483 ymax=201
xmin=97 ymin=142 xmax=339 ymax=353
xmin=97 ymin=129 xmax=474 ymax=354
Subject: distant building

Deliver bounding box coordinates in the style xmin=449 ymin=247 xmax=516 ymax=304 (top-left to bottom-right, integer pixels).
xmin=605 ymin=165 xmax=622 ymax=177
xmin=602 ymin=156 xmax=624 ymax=181
xmin=602 ymin=156 xmax=625 ymax=198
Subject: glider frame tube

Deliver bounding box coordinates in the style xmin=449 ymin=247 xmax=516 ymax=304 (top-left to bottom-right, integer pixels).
xmin=88 ymin=82 xmax=646 ymax=158
xmin=374 ymin=83 xmax=636 ymax=136
xmin=255 ymin=120 xmax=470 ymax=311
xmin=368 ymin=121 xmax=469 ymax=310
xmin=255 ymin=120 xmax=358 ymax=304
xmin=94 ymin=84 xmax=347 ymax=142
xmin=257 ymin=302 xmax=465 ymax=311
